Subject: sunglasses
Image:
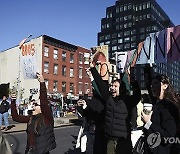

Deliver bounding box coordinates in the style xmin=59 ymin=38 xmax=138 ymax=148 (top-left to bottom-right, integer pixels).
xmin=33 ymin=103 xmax=40 ymax=106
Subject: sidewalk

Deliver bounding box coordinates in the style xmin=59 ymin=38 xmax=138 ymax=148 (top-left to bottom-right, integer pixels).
xmin=3 ymin=114 xmax=80 ymax=133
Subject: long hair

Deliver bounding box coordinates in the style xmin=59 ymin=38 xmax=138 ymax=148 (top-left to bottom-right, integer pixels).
xmin=153 ymin=74 xmax=180 ymax=107
xmin=28 ymin=114 xmax=44 ymax=135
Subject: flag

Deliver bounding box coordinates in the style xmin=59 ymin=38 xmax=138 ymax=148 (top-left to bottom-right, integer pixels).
xmin=19 ymin=34 xmax=32 ymax=49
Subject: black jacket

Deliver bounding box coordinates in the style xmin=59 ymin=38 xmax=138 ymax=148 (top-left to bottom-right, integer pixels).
xmin=144 ymin=99 xmax=179 ymax=154
xmin=90 ymin=67 xmax=141 ymax=139
xmin=26 ymin=114 xmax=56 ymax=154
xmin=0 ymin=100 xmax=9 ymax=114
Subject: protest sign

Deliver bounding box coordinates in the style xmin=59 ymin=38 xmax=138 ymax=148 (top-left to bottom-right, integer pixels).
xmin=167 ymin=25 xmax=180 ymax=61
xmin=136 ymin=33 xmax=155 ymax=65
xmin=91 ymin=45 xmax=109 ymax=80
xmin=116 ymin=52 xmax=128 ymax=73
xmin=20 ymin=43 xmax=38 ymax=79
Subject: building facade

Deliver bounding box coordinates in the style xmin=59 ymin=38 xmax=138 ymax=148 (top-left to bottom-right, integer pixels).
xmin=98 ymin=0 xmax=180 ymax=91
xmin=0 ymin=35 xmax=91 ymax=100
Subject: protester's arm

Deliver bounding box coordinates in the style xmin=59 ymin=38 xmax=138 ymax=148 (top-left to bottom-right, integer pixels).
xmin=10 ymin=95 xmax=30 ymax=123
xmin=37 ymin=74 xmax=53 ymax=125
xmin=144 ymin=65 xmax=156 ymax=104
xmin=90 ymin=67 xmax=109 ymax=102
xmin=128 ymin=80 xmax=141 ymax=108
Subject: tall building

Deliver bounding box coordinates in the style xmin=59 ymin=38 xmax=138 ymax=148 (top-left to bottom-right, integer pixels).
xmin=98 ymin=0 xmax=180 ymax=91
xmin=0 ymin=35 xmax=91 ymax=100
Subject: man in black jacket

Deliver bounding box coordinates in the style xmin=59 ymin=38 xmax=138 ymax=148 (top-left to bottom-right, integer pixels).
xmin=0 ymin=95 xmax=10 ymax=131
xmin=90 ymin=63 xmax=141 ymax=154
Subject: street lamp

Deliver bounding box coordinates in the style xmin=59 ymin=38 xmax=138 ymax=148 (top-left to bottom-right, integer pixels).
xmin=17 ymin=34 xmax=32 ymax=102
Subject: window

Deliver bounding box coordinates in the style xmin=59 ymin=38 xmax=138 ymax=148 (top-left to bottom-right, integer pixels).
xmin=147 ymin=2 xmax=150 ymax=8
xmin=147 ymin=14 xmax=150 ymax=18
xmin=124 ymin=31 xmax=130 ymax=36
xmin=131 ymin=29 xmax=136 ymax=35
xmin=70 ymin=68 xmax=74 ymax=78
xmin=79 ymin=82 xmax=83 ymax=94
xmin=44 ymin=79 xmax=49 ymax=88
xmin=120 ymin=6 xmax=123 ymax=12
xmin=124 ymin=43 xmax=130 ymax=49
xmin=140 ymin=34 xmax=145 ymax=40
xmin=44 ymin=62 xmax=49 ymax=73
xmin=53 ymin=81 xmax=58 ymax=92
xmin=131 ymin=36 xmax=136 ymax=41
xmin=84 ymin=53 xmax=90 ymax=65
xmin=124 ymin=5 xmax=127 ymax=11
xmin=70 ymin=53 xmax=74 ymax=63
xmin=124 ymin=37 xmax=130 ymax=43
xmin=79 ymin=53 xmax=83 ymax=64
xmin=112 ymin=33 xmax=117 ymax=39
xmin=69 ymin=83 xmax=74 ymax=94
xmin=84 ymin=83 xmax=89 ymax=93
xmin=105 ymin=41 xmax=110 ymax=45
xmin=124 ymin=16 xmax=128 ymax=21
xmin=112 ymin=39 xmax=117 ymax=45
xmin=131 ymin=43 xmax=136 ymax=48
xmin=53 ymin=49 xmax=58 ymax=59
xmin=44 ymin=46 xmax=49 ymax=57
xmin=100 ymin=42 xmax=105 ymax=46
xmin=118 ymin=45 xmax=123 ymax=50
xmin=128 ymin=3 xmax=132 ymax=10
xmin=140 ymin=27 xmax=145 ymax=33
xmin=112 ymin=46 xmax=117 ymax=51
xmin=118 ymin=38 xmax=123 ymax=44
xmin=118 ymin=32 xmax=123 ymax=37
xmin=62 ymin=65 xmax=66 ymax=76
xmin=62 ymin=82 xmax=66 ymax=93
xmin=143 ymin=3 xmax=146 ymax=9
xmin=105 ymin=35 xmax=110 ymax=40
xmin=79 ymin=67 xmax=83 ymax=78
xmin=62 ymin=51 xmax=66 ymax=62
xmin=54 ymin=64 xmax=58 ymax=75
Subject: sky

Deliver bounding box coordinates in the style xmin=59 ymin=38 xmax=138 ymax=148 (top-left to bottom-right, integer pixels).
xmin=0 ymin=0 xmax=179 ymax=52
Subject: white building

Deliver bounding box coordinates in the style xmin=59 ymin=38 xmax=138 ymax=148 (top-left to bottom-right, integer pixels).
xmin=0 ymin=36 xmax=43 ymax=100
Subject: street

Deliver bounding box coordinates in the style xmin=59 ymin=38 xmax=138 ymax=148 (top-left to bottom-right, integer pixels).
xmin=5 ymin=125 xmax=81 ymax=154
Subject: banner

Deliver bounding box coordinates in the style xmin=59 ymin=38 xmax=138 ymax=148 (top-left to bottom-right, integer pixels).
xmin=136 ymin=33 xmax=155 ymax=65
xmin=154 ymin=30 xmax=167 ymax=63
xmin=167 ymin=26 xmax=180 ymax=61
xmin=20 ymin=43 xmax=38 ymax=79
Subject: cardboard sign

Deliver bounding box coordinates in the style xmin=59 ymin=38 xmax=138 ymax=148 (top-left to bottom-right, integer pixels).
xmin=116 ymin=52 xmax=128 ymax=73
xmin=21 ymin=43 xmax=38 ymax=79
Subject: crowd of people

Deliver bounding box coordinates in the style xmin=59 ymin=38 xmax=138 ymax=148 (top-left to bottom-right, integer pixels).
xmin=0 ymin=56 xmax=179 ymax=154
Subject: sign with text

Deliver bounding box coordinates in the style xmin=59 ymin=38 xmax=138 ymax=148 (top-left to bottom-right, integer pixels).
xmin=136 ymin=33 xmax=155 ymax=65
xmin=116 ymin=52 xmax=128 ymax=73
xmin=167 ymin=26 xmax=180 ymax=61
xmin=21 ymin=43 xmax=38 ymax=79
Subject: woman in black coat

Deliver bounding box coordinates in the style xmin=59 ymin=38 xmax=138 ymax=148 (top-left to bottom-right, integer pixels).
xmin=142 ymin=73 xmax=180 ymax=154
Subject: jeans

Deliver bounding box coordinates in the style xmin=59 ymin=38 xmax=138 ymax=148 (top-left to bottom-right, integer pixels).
xmin=0 ymin=112 xmax=9 ymax=127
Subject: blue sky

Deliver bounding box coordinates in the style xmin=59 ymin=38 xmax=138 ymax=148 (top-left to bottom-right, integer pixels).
xmin=0 ymin=0 xmax=179 ymax=52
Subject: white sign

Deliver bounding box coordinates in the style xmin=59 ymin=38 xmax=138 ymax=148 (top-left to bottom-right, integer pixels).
xmin=21 ymin=43 xmax=38 ymax=79
xmin=116 ymin=52 xmax=128 ymax=73
xmin=136 ymin=33 xmax=155 ymax=65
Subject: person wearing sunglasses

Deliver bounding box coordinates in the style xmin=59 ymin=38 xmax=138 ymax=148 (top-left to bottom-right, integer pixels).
xmin=11 ymin=73 xmax=56 ymax=154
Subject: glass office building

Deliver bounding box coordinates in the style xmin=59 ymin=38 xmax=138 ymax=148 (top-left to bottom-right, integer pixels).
xmin=98 ymin=0 xmax=180 ymax=91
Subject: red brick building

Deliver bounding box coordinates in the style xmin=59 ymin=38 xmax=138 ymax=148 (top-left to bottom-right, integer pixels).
xmin=42 ymin=35 xmax=91 ymax=99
